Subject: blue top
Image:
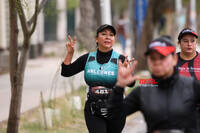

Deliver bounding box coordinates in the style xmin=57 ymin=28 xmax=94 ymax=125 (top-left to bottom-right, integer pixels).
xmin=84 ymin=50 xmax=120 ymax=88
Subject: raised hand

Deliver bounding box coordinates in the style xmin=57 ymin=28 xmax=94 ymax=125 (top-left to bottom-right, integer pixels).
xmin=64 ymin=35 xmax=77 ymax=65
xmin=66 ymin=35 xmax=76 ymax=54
xmin=116 ymin=58 xmax=140 ymax=88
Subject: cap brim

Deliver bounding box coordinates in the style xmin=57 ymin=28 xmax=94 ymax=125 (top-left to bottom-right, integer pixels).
xmin=145 ymin=46 xmax=175 ymax=56
xmin=97 ymin=25 xmax=116 ymax=35
xmin=191 ymin=32 xmax=198 ymax=38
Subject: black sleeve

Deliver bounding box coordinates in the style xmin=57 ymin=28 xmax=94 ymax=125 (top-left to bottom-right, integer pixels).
xmin=193 ymin=80 xmax=200 ymax=104
xmin=107 ymin=86 xmax=140 ymax=120
xmin=119 ymin=55 xmax=136 ymax=87
xmin=61 ymin=53 xmax=89 ymax=77
xmin=119 ymin=55 xmax=125 ymax=63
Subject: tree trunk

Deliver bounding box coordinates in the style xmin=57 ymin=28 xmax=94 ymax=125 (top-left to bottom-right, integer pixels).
xmin=76 ymin=0 xmax=96 ymax=51
xmin=9 ymin=0 xmax=18 ymax=94
xmin=131 ymin=0 xmax=137 ymax=57
xmin=134 ymin=0 xmax=174 ymax=71
xmin=7 ymin=0 xmax=45 ymax=132
xmin=198 ymin=13 xmax=200 ymax=32
xmin=185 ymin=2 xmax=190 ymax=28
xmin=134 ymin=0 xmax=154 ymax=71
xmin=7 ymin=86 xmax=22 ymax=133
xmin=7 ymin=38 xmax=30 ymax=133
xmin=7 ymin=0 xmax=19 ymax=132
xmin=91 ymin=0 xmax=101 ymax=27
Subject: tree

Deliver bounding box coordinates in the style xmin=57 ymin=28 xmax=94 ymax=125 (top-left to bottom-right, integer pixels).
xmin=76 ymin=0 xmax=96 ymax=50
xmin=7 ymin=0 xmax=48 ymax=133
xmin=77 ymin=0 xmax=127 ymax=50
xmin=134 ymin=0 xmax=175 ymax=71
xmin=111 ymin=0 xmax=129 ymax=15
xmin=91 ymin=0 xmax=101 ymax=27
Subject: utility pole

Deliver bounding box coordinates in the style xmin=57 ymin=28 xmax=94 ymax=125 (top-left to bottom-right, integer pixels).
xmin=100 ymin=0 xmax=111 ymax=24
xmin=56 ymin=0 xmax=67 ymax=41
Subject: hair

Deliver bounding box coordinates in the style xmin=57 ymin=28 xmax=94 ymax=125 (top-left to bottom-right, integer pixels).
xmin=160 ymin=35 xmax=173 ymax=44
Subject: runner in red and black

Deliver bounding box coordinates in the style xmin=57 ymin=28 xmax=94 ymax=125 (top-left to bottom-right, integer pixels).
xmin=176 ymin=28 xmax=200 ymax=80
xmin=176 ymin=28 xmax=200 ymax=131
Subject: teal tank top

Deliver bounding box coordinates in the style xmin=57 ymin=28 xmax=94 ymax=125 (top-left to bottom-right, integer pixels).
xmin=84 ymin=50 xmax=120 ymax=88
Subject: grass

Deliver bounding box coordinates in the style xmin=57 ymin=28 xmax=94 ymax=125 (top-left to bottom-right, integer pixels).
xmin=0 ymin=129 xmax=6 ymax=133
xmin=0 ymin=73 xmax=150 ymax=133
xmin=0 ymin=85 xmax=88 ymax=133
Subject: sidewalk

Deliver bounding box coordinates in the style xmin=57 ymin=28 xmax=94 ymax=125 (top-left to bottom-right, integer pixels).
xmin=0 ymin=42 xmax=85 ymax=123
xmin=0 ymin=57 xmax=86 ymax=122
xmin=122 ymin=112 xmax=147 ymax=133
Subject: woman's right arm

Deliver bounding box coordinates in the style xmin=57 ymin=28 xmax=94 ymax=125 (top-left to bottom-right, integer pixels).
xmin=63 ymin=35 xmax=76 ymax=65
xmin=61 ymin=54 xmax=89 ymax=77
xmin=61 ymin=35 xmax=89 ymax=77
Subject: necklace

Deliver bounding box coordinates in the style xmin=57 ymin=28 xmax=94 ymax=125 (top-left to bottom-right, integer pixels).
xmin=99 ymin=63 xmax=111 ymax=70
xmin=99 ymin=64 xmax=105 ymax=70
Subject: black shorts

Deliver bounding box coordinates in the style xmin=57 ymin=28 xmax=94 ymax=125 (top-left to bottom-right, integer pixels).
xmin=84 ymin=100 xmax=126 ymax=133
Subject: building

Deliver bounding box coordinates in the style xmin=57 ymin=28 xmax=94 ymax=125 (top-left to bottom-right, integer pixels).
xmin=0 ymin=0 xmax=68 ymax=72
xmin=0 ymin=0 xmax=9 ymax=51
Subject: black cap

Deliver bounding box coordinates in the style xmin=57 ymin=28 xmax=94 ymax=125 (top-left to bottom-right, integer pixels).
xmin=178 ymin=28 xmax=198 ymax=41
xmin=145 ymin=36 xmax=176 ymax=56
xmin=96 ymin=24 xmax=116 ymax=36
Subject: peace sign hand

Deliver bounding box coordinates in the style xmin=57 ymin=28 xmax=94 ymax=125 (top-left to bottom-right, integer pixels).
xmin=66 ymin=35 xmax=76 ymax=54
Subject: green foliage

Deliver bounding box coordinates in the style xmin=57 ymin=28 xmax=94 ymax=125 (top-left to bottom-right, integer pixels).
xmin=43 ymin=0 xmax=80 ymax=17
xmin=21 ymin=122 xmax=43 ymax=133
xmin=111 ymin=0 xmax=129 ymax=14
xmin=182 ymin=0 xmax=200 ymax=12
xmin=67 ymin=0 xmax=80 ymax=11
xmin=0 ymin=128 xmax=6 ymax=133
xmin=43 ymin=0 xmax=58 ymax=17
xmin=196 ymin=0 xmax=200 ymax=12
xmin=182 ymin=0 xmax=189 ymax=6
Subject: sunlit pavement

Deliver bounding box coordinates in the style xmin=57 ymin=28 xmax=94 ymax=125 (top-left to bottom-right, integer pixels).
xmin=123 ymin=112 xmax=147 ymax=133
xmin=0 ymin=42 xmax=85 ymax=122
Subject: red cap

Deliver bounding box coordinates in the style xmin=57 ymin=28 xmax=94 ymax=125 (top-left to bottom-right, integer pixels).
xmin=178 ymin=28 xmax=198 ymax=41
xmin=145 ymin=36 xmax=176 ymax=56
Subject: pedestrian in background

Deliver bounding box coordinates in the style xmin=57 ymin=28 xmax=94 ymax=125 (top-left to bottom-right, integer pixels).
xmin=176 ymin=28 xmax=199 ymax=80
xmin=61 ymin=24 xmax=134 ymax=133
xmin=116 ymin=14 xmax=129 ymax=54
xmin=108 ymin=36 xmax=200 ymax=133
